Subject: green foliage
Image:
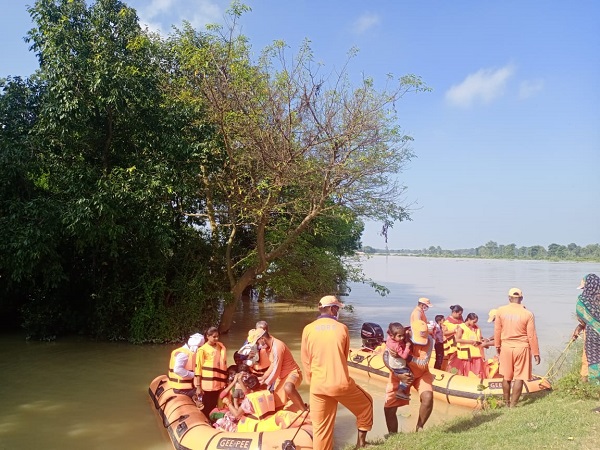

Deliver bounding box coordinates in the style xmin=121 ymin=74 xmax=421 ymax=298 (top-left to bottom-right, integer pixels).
xmin=1 ymin=0 xmax=219 ymax=341
xmin=3 ymin=1 xmax=424 ymax=339
xmin=366 ymin=241 xmax=600 ymax=262
xmin=553 ymin=345 xmax=600 ymax=400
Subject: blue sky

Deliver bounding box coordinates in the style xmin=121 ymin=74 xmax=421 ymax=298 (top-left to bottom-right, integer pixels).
xmin=2 ymin=1 xmax=599 ymax=250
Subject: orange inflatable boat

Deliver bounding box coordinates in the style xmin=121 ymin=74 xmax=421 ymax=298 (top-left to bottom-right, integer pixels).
xmin=348 ymin=322 xmax=552 ymax=408
xmin=148 ymin=375 xmax=313 ymax=450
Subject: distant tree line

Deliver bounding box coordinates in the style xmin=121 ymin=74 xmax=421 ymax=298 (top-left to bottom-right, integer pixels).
xmin=361 ymin=241 xmax=600 ymax=261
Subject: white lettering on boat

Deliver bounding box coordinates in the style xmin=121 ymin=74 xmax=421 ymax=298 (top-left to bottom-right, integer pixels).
xmin=216 ymin=437 xmax=253 ymax=449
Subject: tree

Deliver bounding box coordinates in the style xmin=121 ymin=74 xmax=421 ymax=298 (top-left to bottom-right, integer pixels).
xmin=1 ymin=0 xmax=217 ymax=341
xmin=170 ymin=5 xmax=428 ymax=332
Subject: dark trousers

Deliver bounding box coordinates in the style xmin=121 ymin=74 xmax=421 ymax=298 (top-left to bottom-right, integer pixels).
xmin=434 ymin=342 xmax=444 ymax=370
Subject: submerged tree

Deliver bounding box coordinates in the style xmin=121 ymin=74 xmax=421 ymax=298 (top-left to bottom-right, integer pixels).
xmin=170 ymin=4 xmax=429 ymax=332
xmin=1 ymin=0 xmax=217 ymax=340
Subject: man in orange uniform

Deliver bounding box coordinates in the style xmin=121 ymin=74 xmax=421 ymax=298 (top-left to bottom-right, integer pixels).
xmin=255 ymin=320 xmax=306 ymax=411
xmin=410 ymin=297 xmax=433 ymax=324
xmin=301 ymin=295 xmax=373 ymax=449
xmin=494 ymin=288 xmax=541 ymax=407
xmin=383 ymin=320 xmax=434 ymax=433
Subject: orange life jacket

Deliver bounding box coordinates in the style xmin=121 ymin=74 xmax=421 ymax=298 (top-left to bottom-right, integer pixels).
xmin=196 ymin=342 xmax=228 ymax=391
xmin=456 ymin=323 xmax=482 ymax=360
xmin=167 ymin=346 xmax=194 ymax=389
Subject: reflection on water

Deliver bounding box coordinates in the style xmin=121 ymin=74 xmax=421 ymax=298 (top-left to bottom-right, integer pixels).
xmin=1 ymin=256 xmax=598 ymax=449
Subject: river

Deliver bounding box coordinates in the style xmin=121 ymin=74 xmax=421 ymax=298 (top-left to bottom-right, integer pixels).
xmin=1 ymin=256 xmax=598 ymax=449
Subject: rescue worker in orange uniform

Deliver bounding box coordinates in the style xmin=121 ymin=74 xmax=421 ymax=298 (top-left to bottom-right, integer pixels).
xmin=383 ymin=320 xmax=434 ymax=433
xmin=301 ymin=295 xmax=373 ymax=449
xmin=255 ymin=320 xmax=306 ymax=411
xmin=167 ymin=333 xmax=205 ymax=397
xmin=410 ymin=297 xmax=432 ymax=324
xmin=494 ymin=288 xmax=541 ymax=408
xmin=195 ymin=326 xmax=228 ymax=416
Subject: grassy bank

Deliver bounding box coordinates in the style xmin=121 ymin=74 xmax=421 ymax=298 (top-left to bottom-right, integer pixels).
xmin=345 ymin=349 xmax=600 ymax=450
xmin=365 ymin=393 xmax=598 ymax=450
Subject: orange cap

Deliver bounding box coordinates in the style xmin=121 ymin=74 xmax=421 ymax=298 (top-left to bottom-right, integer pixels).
xmin=318 ymin=295 xmax=345 ymax=309
xmin=508 ymin=288 xmax=523 ymax=297
xmin=418 ymin=297 xmax=433 ymax=307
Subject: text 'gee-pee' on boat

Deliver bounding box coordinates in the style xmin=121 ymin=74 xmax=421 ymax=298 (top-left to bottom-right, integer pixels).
xmin=148 ymin=375 xmax=313 ymax=450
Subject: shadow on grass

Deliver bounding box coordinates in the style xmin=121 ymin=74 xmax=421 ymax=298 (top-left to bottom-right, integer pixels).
xmin=443 ymin=411 xmax=502 ymax=433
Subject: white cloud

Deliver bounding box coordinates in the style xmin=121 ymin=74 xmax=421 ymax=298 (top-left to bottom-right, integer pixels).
xmin=135 ymin=0 xmax=222 ymax=35
xmin=445 ymin=64 xmax=515 ymax=108
xmin=353 ymin=13 xmax=380 ymax=34
xmin=518 ymin=79 xmax=544 ymax=99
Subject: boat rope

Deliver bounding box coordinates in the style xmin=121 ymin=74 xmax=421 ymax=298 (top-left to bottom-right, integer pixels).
xmin=545 ymin=339 xmax=575 ymax=380
xmin=281 ymin=406 xmax=310 ymax=450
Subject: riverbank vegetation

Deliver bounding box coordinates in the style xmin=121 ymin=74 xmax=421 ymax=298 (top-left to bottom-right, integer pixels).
xmin=0 ymin=1 xmax=428 ymax=341
xmin=362 ymin=241 xmax=600 ymax=262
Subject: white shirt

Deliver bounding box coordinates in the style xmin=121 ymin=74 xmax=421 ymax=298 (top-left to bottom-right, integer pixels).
xmin=173 ymin=348 xmax=194 ymax=379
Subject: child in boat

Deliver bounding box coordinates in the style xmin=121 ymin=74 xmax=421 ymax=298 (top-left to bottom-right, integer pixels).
xmin=220 ymin=364 xmax=250 ymax=409
xmin=430 ymin=315 xmax=445 ymax=370
xmin=382 ymin=322 xmax=412 ymax=400
xmin=216 ymin=374 xmax=276 ymax=432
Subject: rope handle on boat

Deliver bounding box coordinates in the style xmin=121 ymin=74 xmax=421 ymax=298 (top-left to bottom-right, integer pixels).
xmin=164 ymin=414 xmax=189 ymax=429
xmin=281 ymin=406 xmax=310 ymax=450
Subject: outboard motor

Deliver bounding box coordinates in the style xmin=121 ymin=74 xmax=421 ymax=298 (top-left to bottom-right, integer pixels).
xmin=360 ymin=322 xmax=384 ymax=350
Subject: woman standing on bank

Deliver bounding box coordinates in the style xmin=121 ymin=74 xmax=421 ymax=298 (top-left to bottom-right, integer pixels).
xmin=575 ymin=274 xmax=600 ymax=387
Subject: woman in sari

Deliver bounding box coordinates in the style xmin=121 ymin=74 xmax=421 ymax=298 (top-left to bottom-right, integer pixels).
xmin=575 ymin=273 xmax=600 ymax=385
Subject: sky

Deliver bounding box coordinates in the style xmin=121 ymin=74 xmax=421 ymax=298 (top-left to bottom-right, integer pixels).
xmin=2 ymin=0 xmax=599 ymax=250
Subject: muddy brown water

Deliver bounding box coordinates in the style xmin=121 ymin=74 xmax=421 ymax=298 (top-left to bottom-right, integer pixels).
xmin=1 ymin=256 xmax=598 ymax=449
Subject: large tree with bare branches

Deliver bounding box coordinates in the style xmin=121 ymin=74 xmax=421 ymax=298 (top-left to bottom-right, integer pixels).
xmin=170 ymin=5 xmax=429 ymax=332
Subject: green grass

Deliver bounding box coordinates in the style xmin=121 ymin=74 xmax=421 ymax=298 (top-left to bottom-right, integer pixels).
xmin=364 ymin=394 xmax=599 ymax=450
xmin=345 ymin=348 xmax=600 ymax=450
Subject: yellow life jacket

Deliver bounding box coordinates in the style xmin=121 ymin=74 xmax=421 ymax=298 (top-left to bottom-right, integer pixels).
xmin=456 ymin=323 xmax=482 ymax=360
xmin=487 ymin=356 xmax=500 ymax=378
xmin=236 ymin=390 xmax=277 ymax=432
xmin=443 ymin=320 xmax=460 ymax=355
xmin=196 ymin=342 xmax=228 ymax=391
xmin=167 ymin=346 xmax=194 ymax=389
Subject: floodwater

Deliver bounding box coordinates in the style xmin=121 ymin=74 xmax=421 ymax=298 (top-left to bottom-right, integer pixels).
xmin=0 ymin=256 xmax=598 ymax=449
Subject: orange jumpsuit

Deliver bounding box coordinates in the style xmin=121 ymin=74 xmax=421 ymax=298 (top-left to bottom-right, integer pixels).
xmin=261 ymin=336 xmax=302 ymax=408
xmin=494 ymin=303 xmax=540 ymax=381
xmin=410 ymin=306 xmax=427 ymax=324
xmin=301 ymin=315 xmax=373 ymax=450
xmin=384 ymin=336 xmax=434 ymax=408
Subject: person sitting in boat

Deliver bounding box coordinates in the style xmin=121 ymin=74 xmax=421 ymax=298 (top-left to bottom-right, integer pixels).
xmin=382 ymin=322 xmax=412 ymax=400
xmin=443 ymin=304 xmax=464 ymax=372
xmin=220 ymin=364 xmax=250 ymax=410
xmin=455 ymin=313 xmax=488 ymax=379
xmin=167 ymin=332 xmax=205 ymax=398
xmin=220 ymin=374 xmax=278 ymax=432
xmin=255 ymin=320 xmax=307 ymax=412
